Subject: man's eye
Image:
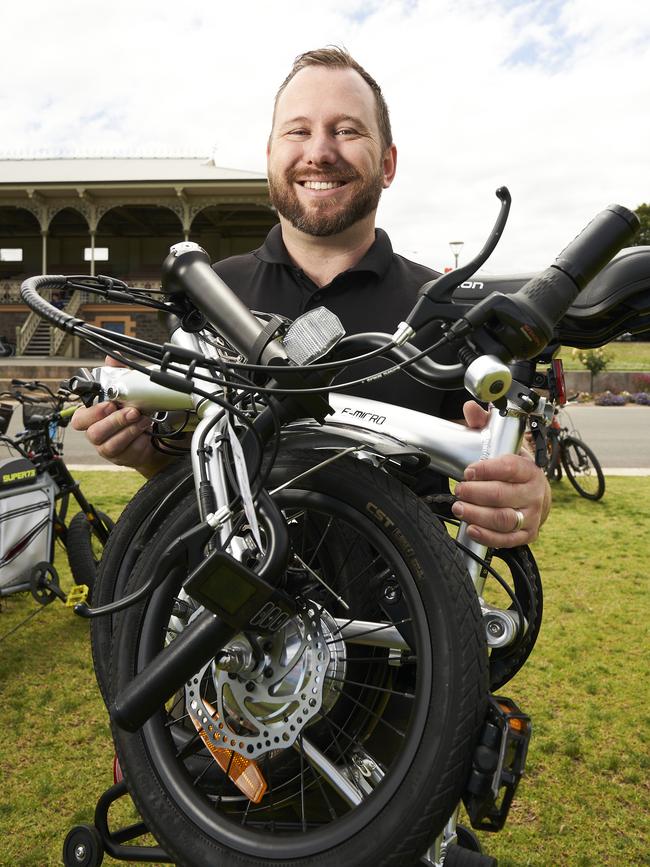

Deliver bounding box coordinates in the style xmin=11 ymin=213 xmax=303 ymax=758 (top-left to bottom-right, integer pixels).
xmin=286 ymin=129 xmax=309 ymax=138
xmin=335 ymin=128 xmax=357 ymax=136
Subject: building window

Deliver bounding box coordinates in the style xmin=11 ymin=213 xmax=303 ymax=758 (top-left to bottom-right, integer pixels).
xmin=84 ymin=247 xmax=109 ymax=261
xmin=0 ymin=248 xmax=23 ymax=262
xmin=95 ymin=315 xmax=135 ymax=336
xmin=99 ymin=320 xmax=126 ymax=334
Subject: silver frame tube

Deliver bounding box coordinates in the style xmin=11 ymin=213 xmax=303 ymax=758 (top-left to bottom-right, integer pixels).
xmin=326 ymin=393 xmax=526 ymax=591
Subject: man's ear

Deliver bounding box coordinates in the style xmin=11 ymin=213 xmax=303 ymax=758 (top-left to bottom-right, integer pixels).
xmin=383 ymin=143 xmax=397 ymax=189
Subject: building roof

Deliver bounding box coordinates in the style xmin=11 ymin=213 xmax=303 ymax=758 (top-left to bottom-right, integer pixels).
xmin=0 ymin=157 xmax=266 ymax=185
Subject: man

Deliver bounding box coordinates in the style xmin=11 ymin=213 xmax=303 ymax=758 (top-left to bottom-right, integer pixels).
xmin=73 ymin=47 xmax=550 ymax=547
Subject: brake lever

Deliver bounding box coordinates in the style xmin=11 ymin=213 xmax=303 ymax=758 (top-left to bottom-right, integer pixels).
xmin=65 ymin=368 xmax=103 ymax=407
xmin=406 ymin=187 xmax=512 ymax=333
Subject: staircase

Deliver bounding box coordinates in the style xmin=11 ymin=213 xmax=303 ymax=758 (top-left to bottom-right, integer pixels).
xmin=22 ymin=319 xmax=51 ymax=356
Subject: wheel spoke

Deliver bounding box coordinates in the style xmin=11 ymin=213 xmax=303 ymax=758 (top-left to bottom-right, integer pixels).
xmin=336 ymin=688 xmax=406 ymax=738
xmin=325 ymin=673 xmax=415 ymax=699
xmin=241 ymin=796 xmax=252 ymax=826
xmin=193 ymin=756 xmax=216 ymax=787
xmin=317 ymin=710 xmax=376 ymax=755
xmin=304 ymin=515 xmax=334 ymax=568
xmin=299 ymin=735 xmax=307 ymax=832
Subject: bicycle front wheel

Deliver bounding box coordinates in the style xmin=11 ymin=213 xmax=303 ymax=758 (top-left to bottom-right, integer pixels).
xmin=560 ymin=436 xmax=605 ymax=500
xmin=110 ymin=450 xmax=488 ymax=867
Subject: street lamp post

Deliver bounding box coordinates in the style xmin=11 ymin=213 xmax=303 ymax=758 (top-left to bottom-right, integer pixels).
xmin=449 ymin=240 xmax=464 ymax=270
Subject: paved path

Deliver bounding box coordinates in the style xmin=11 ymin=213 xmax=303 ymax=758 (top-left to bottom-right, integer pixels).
xmin=555 ymin=404 xmax=650 ymax=471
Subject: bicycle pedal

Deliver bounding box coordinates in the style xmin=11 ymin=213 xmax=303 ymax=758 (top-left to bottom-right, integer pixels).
xmin=66 ymin=584 xmax=89 ymax=607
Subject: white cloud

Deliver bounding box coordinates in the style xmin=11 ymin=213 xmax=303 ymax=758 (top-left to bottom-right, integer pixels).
xmin=0 ymin=0 xmax=647 ymax=271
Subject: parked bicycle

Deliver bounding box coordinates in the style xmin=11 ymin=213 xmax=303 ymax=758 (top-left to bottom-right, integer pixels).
xmin=546 ymin=413 xmax=606 ymax=500
xmin=20 ymin=190 xmax=650 ymax=867
xmin=0 ymin=379 xmax=113 ymax=603
xmin=540 ymin=359 xmax=606 ymax=500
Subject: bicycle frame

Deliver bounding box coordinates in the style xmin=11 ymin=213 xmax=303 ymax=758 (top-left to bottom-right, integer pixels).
xmin=88 ymin=324 xmax=536 ymax=639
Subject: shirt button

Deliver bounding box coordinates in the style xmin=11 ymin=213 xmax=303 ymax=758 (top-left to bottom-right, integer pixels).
xmin=313 ymin=292 xmax=322 ymax=302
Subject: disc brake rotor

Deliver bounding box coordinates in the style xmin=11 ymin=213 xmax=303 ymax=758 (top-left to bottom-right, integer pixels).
xmin=185 ymin=601 xmax=346 ymax=760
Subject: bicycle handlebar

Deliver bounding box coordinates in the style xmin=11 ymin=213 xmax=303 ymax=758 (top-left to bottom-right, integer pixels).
xmin=519 ymin=204 xmax=639 ymax=332
xmin=20 ymin=275 xmax=83 ymax=333
xmin=161 ymin=243 xmax=289 ymax=366
xmin=462 ymin=204 xmax=639 ymax=360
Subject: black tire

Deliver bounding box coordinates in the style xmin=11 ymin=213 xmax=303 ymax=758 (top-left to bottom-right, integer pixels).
xmin=90 ymin=460 xmax=193 ymax=705
xmin=110 ymin=450 xmax=488 ymax=867
xmin=62 ymin=823 xmax=104 ymax=867
xmin=560 ymin=436 xmax=605 ymax=501
xmin=444 ymin=844 xmax=497 ymax=866
xmin=66 ymin=511 xmax=114 ymax=592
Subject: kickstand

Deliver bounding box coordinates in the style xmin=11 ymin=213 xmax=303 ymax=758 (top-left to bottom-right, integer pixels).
xmin=62 ymin=780 xmax=174 ymax=865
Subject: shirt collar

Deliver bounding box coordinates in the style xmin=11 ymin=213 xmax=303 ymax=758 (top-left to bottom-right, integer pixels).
xmin=255 ymin=224 xmax=394 ymax=278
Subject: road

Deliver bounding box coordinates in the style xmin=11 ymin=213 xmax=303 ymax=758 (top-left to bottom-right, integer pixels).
xmin=5 ymin=402 xmax=649 ymax=471
xmin=555 ymin=404 xmax=650 ymax=470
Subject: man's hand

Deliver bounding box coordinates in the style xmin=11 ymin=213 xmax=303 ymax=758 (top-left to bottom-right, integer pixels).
xmin=71 ymin=357 xmax=173 ymax=479
xmin=450 ymin=401 xmax=551 ymax=548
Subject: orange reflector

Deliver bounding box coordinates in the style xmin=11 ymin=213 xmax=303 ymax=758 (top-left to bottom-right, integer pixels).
xmin=190 ymin=700 xmax=268 ymax=803
xmin=497 ymin=701 xmax=528 ymax=733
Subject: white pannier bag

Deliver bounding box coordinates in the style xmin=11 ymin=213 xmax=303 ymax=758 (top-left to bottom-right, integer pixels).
xmin=0 ymin=456 xmax=56 ymax=590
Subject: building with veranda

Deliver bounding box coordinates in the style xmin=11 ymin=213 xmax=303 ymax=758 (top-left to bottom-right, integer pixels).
xmin=0 ymin=157 xmax=277 ymax=357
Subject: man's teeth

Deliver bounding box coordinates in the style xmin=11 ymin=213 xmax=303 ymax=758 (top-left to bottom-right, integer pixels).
xmin=302 ymin=181 xmax=343 ymax=190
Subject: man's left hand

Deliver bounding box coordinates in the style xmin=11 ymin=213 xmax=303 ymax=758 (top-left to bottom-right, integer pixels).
xmin=451 ymin=401 xmax=551 ymax=548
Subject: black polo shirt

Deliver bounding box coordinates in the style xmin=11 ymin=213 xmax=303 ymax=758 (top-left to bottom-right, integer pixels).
xmin=214 ymin=224 xmax=468 ymax=420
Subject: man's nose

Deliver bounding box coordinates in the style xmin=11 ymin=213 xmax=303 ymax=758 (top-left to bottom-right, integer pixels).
xmin=304 ymin=131 xmax=338 ymax=166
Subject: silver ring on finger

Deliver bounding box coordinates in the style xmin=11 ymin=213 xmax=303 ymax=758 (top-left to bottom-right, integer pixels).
xmin=511 ymin=509 xmax=525 ymax=533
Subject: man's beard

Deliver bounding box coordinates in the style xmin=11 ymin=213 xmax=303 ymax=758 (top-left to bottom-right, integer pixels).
xmin=268 ymin=164 xmax=385 ymax=236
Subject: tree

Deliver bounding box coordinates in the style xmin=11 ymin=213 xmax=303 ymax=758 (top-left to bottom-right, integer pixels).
xmin=632 ymin=203 xmax=650 ymax=246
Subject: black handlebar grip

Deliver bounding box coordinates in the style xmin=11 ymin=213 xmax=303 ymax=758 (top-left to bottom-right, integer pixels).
xmin=516 ymin=205 xmax=639 ymax=331
xmin=161 ymin=242 xmax=287 ymax=365
xmin=20 ymin=275 xmax=83 ymax=333
xmin=466 ymin=204 xmax=640 ymax=361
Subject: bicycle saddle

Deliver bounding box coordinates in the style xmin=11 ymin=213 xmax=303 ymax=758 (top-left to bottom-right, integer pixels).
xmin=452 ymin=246 xmax=650 ymax=347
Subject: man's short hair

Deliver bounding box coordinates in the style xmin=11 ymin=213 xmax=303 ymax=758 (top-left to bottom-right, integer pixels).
xmin=272 ymin=46 xmax=393 ymax=152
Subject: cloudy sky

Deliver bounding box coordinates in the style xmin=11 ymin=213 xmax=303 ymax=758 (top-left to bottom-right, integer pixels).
xmin=1 ymin=0 xmax=647 ymax=272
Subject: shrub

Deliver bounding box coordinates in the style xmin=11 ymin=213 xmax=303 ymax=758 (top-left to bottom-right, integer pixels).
xmin=632 ymin=373 xmax=650 ymax=391
xmin=572 ymin=347 xmax=611 ymax=376
xmin=595 ymin=391 xmax=626 ymax=406
xmin=632 ymin=392 xmax=650 ymax=405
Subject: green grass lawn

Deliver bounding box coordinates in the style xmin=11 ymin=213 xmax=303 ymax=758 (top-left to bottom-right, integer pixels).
xmin=559 ymin=341 xmax=650 ymax=371
xmin=0 ymin=472 xmax=648 ymax=866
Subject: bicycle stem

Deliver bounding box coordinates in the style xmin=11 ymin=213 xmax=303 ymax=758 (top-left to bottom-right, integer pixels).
xmin=455 ymin=405 xmax=527 ymax=594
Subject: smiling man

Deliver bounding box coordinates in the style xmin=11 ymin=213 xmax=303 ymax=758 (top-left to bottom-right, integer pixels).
xmin=73 ymin=47 xmax=550 ymax=546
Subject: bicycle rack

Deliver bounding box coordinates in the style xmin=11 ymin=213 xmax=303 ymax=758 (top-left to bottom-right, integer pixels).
xmin=62 ymin=780 xmax=174 ymax=866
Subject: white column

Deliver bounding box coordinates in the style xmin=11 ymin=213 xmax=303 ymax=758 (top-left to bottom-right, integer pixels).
xmin=89 ymin=230 xmax=96 ymax=276
xmin=41 ymin=230 xmax=48 ymax=273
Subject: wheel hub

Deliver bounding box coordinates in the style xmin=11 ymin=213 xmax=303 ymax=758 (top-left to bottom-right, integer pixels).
xmin=185 ymin=601 xmax=346 ymax=759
